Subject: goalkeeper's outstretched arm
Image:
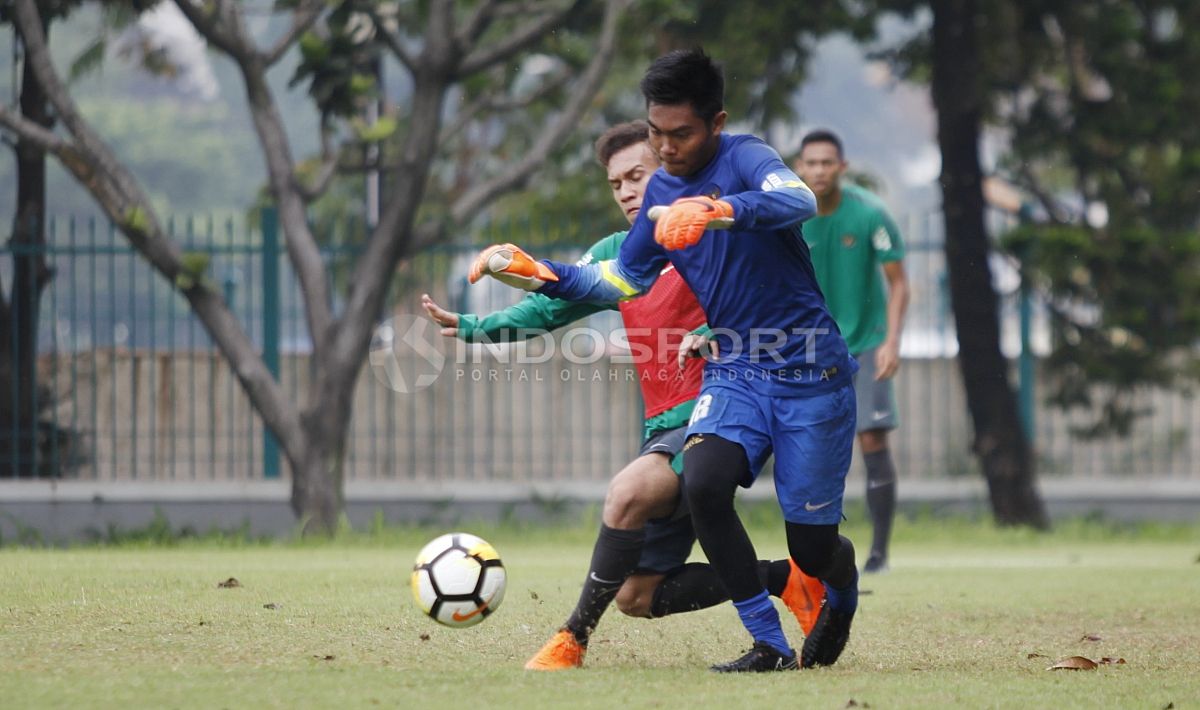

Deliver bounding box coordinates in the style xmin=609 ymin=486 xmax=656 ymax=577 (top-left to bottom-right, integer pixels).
xmin=469 ymin=242 xmax=657 ymax=304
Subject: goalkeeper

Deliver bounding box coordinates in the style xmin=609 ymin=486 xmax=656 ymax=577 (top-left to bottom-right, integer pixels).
xmin=468 ymin=50 xmax=860 ymax=673
xmin=422 ymin=120 xmax=824 ymax=671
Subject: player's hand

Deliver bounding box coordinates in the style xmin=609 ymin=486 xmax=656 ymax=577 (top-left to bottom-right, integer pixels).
xmin=467 ymin=243 xmax=559 ymax=291
xmin=677 ymin=332 xmax=719 ymax=370
xmin=420 ymin=294 xmax=460 ymax=337
xmin=647 ymin=196 xmax=735 ymax=250
xmin=875 ymin=338 xmax=901 ymax=380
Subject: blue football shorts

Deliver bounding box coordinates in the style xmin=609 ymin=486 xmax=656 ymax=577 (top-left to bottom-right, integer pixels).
xmin=685 ymin=380 xmax=856 ymax=525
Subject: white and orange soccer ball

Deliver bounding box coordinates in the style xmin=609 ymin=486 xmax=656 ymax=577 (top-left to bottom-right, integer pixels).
xmin=411 ymin=532 xmax=507 ymax=627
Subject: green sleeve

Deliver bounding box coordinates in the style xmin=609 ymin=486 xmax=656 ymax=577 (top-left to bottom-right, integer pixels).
xmin=691 ymin=323 xmax=712 ymax=337
xmin=870 ymin=206 xmax=905 ymax=262
xmin=457 ymin=232 xmax=626 ymax=342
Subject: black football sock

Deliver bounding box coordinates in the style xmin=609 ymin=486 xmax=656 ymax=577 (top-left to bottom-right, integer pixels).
xmin=761 ymin=559 xmax=791 ymax=597
xmin=648 ymin=560 xmax=788 ymax=617
xmin=564 ymin=524 xmax=645 ymax=644
xmin=864 ymin=448 xmax=897 ymax=561
xmin=647 ymin=563 xmax=728 ymax=617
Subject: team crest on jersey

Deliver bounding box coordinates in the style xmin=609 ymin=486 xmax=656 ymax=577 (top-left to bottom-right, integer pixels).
xmin=841 ymin=234 xmax=857 ymax=249
xmin=701 ymin=184 xmax=722 ymax=200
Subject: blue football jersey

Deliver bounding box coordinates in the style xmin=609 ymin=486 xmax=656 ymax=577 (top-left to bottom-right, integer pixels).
xmin=538 ymin=133 xmax=855 ymax=396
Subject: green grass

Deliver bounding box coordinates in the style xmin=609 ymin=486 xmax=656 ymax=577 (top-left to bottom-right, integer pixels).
xmin=2 ymin=510 xmax=1199 ymax=709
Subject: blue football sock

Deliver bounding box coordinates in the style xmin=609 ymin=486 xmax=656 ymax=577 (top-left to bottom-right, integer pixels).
xmin=823 ymin=569 xmax=859 ymax=614
xmin=732 ymin=590 xmax=791 ymax=656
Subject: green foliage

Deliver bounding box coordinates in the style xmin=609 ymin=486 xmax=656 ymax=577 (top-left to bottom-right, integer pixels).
xmin=290 ymin=4 xmax=380 ymax=121
xmin=175 ymin=250 xmax=211 ymax=290
xmin=994 ymin=2 xmax=1200 ymax=436
xmin=619 ymin=0 xmax=876 ymax=127
xmin=487 ymin=1 xmax=878 ymax=228
xmin=872 ymin=0 xmax=1200 ymax=437
xmin=351 ymin=115 xmax=397 ymax=142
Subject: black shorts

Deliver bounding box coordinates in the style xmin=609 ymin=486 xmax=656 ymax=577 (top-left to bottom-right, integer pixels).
xmin=638 ymin=425 xmax=689 ymax=461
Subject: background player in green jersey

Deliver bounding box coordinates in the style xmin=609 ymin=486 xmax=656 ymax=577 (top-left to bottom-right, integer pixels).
xmin=794 ymin=129 xmax=911 ymax=574
xmin=422 ymin=121 xmax=823 ymax=670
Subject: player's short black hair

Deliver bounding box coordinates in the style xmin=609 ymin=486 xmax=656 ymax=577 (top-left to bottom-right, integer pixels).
xmin=799 ymin=129 xmax=845 ymax=159
xmin=594 ymin=120 xmax=651 ymax=168
xmin=640 ymin=48 xmax=724 ymax=125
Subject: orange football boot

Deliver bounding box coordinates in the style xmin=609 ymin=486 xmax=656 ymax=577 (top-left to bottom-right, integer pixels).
xmin=780 ymin=558 xmax=826 ymax=637
xmin=524 ymin=629 xmax=586 ymax=671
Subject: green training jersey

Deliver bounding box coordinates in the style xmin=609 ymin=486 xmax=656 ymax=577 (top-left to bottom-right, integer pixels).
xmin=802 ymin=182 xmax=905 ymax=354
xmin=456 ymin=232 xmax=697 ymax=440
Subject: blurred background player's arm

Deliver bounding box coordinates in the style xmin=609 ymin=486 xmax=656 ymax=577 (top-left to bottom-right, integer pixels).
xmin=873 ymin=207 xmax=909 ymax=381
xmin=877 ymin=260 xmax=909 ymax=380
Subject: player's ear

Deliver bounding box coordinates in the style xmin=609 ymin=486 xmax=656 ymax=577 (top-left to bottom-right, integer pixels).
xmin=710 ymin=110 xmax=727 ymax=135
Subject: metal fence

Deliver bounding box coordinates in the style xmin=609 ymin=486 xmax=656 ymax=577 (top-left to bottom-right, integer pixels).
xmin=1 ymin=211 xmax=1197 ymax=484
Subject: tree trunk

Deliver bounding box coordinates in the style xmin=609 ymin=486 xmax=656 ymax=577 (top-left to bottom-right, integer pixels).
xmin=1 ymin=21 xmax=55 ymax=478
xmin=931 ymin=0 xmax=1048 ymax=528
xmin=289 ymin=362 xmax=357 ymax=534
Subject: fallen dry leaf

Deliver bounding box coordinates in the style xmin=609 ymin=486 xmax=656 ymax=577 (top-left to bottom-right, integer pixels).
xmin=217 ymin=577 xmax=240 ymax=588
xmin=1027 ymin=653 xmax=1050 ymax=659
xmin=419 ymin=633 xmax=431 ymax=641
xmin=313 ymin=654 xmax=335 ymax=661
xmin=263 ymin=603 xmax=279 ymax=610
xmin=1080 ymin=634 xmax=1102 ymax=642
xmin=1098 ymin=657 xmax=1127 ymax=665
xmin=1048 ymin=656 xmax=1098 ymax=671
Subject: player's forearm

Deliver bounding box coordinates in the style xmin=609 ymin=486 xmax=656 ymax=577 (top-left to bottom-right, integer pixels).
xmin=536 ymin=259 xmax=646 ymax=303
xmin=462 ymin=294 xmax=607 ymax=343
xmin=724 ymin=184 xmax=817 ymax=231
xmin=884 ymin=275 xmax=910 ymax=345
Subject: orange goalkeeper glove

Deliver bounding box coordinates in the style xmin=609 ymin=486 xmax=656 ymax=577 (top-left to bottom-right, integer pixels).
xmin=647 ymin=196 xmax=735 ymax=250
xmin=467 ymin=243 xmax=559 ymax=291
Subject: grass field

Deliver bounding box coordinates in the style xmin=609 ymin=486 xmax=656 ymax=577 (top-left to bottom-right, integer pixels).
xmin=2 ymin=508 xmax=1199 ymax=709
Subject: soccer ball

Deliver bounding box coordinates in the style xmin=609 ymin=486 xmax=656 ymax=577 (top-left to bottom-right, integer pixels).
xmin=411 ymin=532 xmax=507 ymax=627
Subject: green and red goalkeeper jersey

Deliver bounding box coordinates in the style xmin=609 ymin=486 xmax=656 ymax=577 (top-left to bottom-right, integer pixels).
xmin=456 ymin=231 xmax=707 ymax=433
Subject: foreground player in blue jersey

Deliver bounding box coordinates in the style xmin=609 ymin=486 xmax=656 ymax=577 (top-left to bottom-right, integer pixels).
xmin=469 ymin=49 xmax=861 ymax=673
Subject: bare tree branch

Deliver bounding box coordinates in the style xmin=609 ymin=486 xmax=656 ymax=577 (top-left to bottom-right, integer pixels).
xmin=457 ymin=0 xmax=584 ymax=77
xmin=294 ymin=124 xmax=341 ymax=202
xmin=0 ymin=105 xmax=69 ymax=154
xmin=9 ymin=0 xmax=307 ymax=461
xmin=173 ymin=0 xmax=253 ymax=62
xmin=458 ymin=0 xmax=503 ymax=47
xmin=452 ymin=0 xmax=628 ymax=222
xmin=366 ymin=5 xmax=415 ymax=72
xmin=179 ymin=0 xmax=337 ymax=347
xmin=263 ymin=0 xmax=327 ymax=67
xmin=440 ymin=65 xmax=572 ymax=146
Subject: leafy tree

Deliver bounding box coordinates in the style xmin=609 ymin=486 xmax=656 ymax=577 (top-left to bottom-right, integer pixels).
xmin=0 ymin=0 xmax=160 ymax=477
xmin=850 ymin=0 xmax=1048 ymax=526
xmin=0 ymin=0 xmax=629 ymax=533
xmin=486 ymin=1 xmax=879 ymax=234
xmin=992 ymin=1 xmax=1200 ymax=438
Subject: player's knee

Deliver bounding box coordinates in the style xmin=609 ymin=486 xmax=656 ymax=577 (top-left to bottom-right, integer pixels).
xmin=682 ymin=436 xmax=747 ymax=518
xmin=603 ymin=478 xmax=652 ymax=529
xmin=785 ymin=522 xmax=840 ymax=578
xmin=859 ymin=430 xmax=888 ymax=454
xmin=614 ymin=581 xmax=653 ymax=618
